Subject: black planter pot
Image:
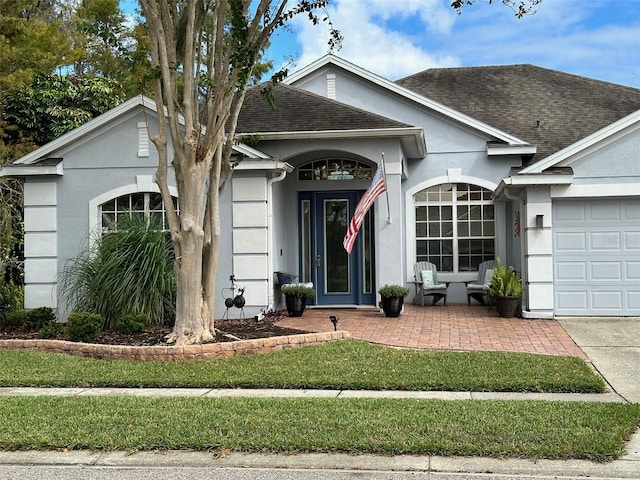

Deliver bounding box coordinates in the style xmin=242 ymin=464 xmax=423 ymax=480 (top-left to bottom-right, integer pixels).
xmin=285 ymin=295 xmax=308 ymax=317
xmin=495 ymin=295 xmax=520 ymax=318
xmin=381 ymin=296 xmax=404 ymax=318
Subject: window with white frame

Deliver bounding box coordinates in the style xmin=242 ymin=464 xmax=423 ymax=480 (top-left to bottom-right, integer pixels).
xmin=415 ymin=183 xmax=494 ymax=272
xmin=297 ymin=158 xmax=373 ymax=181
xmin=100 ymin=192 xmax=178 ymax=232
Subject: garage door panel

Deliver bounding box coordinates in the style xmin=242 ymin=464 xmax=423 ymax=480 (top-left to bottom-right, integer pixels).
xmin=556 ymin=291 xmax=588 ymax=310
xmin=591 ymin=262 xmax=622 ymax=281
xmin=591 ymin=291 xmax=623 ymax=310
xmin=627 ymin=262 xmax=640 ymax=280
xmin=555 ymin=232 xmax=586 ymax=252
xmin=556 ymin=261 xmax=587 ymax=281
xmin=590 ymin=232 xmax=621 ymax=251
xmin=554 ymin=199 xmax=640 ymax=316
xmin=625 ymin=203 xmax=640 ymax=220
xmin=554 ymin=202 xmax=586 ymax=223
xmin=628 ymin=292 xmax=640 ymax=309
xmin=626 ymin=232 xmax=640 ymax=249
xmin=591 ymin=202 xmax=619 ymax=221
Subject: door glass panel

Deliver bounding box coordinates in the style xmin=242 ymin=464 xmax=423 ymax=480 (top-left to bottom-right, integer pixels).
xmin=301 ymin=200 xmax=312 ymax=283
xmin=363 ymin=210 xmax=373 ymax=294
xmin=324 ymin=199 xmax=349 ymax=294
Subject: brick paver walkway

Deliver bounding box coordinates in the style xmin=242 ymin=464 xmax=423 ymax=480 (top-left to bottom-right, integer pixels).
xmin=277 ymin=304 xmax=586 ymax=357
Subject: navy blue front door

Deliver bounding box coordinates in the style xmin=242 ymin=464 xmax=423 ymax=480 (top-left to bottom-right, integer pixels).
xmin=299 ymin=192 xmax=375 ymax=306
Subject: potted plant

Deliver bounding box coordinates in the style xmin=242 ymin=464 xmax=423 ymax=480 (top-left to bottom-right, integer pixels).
xmin=281 ymin=284 xmax=315 ymax=317
xmin=488 ymin=259 xmax=523 ymax=318
xmin=378 ymin=284 xmax=410 ymax=318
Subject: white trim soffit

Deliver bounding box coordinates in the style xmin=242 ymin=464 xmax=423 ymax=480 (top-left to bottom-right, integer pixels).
xmin=232 ymin=142 xmax=272 ymax=159
xmin=493 ymin=172 xmax=574 ymax=199
xmin=519 ymin=108 xmax=640 ymax=174
xmin=237 ymin=127 xmax=427 ymax=158
xmin=284 ymin=54 xmax=528 ymax=147
xmin=504 ymin=173 xmax=573 ymax=186
xmin=1 ymin=160 xmax=63 ymax=177
xmin=233 ymin=160 xmax=294 ymax=173
xmin=487 ymin=143 xmax=537 ymax=156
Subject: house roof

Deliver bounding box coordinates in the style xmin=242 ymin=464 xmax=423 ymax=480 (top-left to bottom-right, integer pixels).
xmin=236 ymin=82 xmax=427 ymax=158
xmin=236 ymin=83 xmax=412 ymax=133
xmin=396 ymin=64 xmax=640 ymax=161
xmin=284 ymin=55 xmax=530 ymax=147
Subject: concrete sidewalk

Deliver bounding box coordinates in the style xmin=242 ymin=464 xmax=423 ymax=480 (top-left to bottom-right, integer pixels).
xmin=0 ymin=446 xmax=639 ymax=479
xmin=559 ymin=317 xmax=640 ymax=404
xmin=0 ymin=386 xmax=629 ymax=403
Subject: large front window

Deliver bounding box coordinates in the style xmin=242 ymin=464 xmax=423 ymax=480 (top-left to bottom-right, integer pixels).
xmin=415 ymin=183 xmax=494 ymax=272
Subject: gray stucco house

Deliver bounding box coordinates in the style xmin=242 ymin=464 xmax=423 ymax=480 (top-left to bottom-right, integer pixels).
xmin=5 ymin=54 xmax=640 ymax=319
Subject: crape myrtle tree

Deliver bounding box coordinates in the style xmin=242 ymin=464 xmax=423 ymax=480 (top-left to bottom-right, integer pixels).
xmin=138 ymin=0 xmax=341 ymax=346
xmin=138 ymin=0 xmax=541 ymax=346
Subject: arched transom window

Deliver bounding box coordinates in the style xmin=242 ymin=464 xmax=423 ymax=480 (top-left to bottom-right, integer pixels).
xmin=100 ymin=192 xmax=178 ymax=232
xmin=297 ymin=158 xmax=373 ymax=181
xmin=415 ymin=183 xmax=495 ymax=272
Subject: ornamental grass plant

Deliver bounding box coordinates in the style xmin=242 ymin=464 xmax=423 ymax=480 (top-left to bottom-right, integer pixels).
xmin=59 ymin=215 xmax=176 ymax=329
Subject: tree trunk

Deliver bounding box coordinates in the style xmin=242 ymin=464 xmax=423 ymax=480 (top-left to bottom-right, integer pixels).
xmin=165 ymin=156 xmax=214 ymax=346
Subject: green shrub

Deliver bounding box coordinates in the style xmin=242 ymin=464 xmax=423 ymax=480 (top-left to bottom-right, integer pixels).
xmin=0 ymin=282 xmax=23 ymax=321
xmin=4 ymin=309 xmax=26 ymax=326
xmin=25 ymin=307 xmax=56 ymax=331
xmin=281 ymin=284 xmax=315 ymax=298
xmin=36 ymin=322 xmax=66 ymax=339
xmin=115 ymin=314 xmax=147 ymax=334
xmin=378 ymin=284 xmax=410 ymax=297
xmin=66 ymin=312 xmax=103 ymax=343
xmin=489 ymin=258 xmax=523 ymax=298
xmin=60 ymin=215 xmax=176 ymax=329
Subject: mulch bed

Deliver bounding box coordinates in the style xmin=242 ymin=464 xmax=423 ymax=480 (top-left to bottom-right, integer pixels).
xmin=0 ymin=312 xmax=306 ymax=347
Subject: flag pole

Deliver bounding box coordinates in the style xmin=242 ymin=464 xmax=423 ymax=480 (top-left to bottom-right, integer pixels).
xmin=381 ymin=152 xmax=391 ymax=223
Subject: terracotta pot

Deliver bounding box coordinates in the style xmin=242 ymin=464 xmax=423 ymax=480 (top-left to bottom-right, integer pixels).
xmin=381 ymin=296 xmax=404 ymax=317
xmin=495 ymin=295 xmax=520 ymax=318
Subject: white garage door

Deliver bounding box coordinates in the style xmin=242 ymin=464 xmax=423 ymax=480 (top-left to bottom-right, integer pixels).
xmin=553 ymin=199 xmax=640 ymax=316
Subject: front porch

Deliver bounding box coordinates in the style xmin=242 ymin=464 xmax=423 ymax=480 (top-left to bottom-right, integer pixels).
xmin=276 ymin=304 xmax=585 ymax=357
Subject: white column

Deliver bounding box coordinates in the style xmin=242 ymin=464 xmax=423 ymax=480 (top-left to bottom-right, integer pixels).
xmin=23 ymin=181 xmax=58 ymax=309
xmin=231 ymin=176 xmax=269 ymax=309
xmin=523 ymin=186 xmax=554 ymax=319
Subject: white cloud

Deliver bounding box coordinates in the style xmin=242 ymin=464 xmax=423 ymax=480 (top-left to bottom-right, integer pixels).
xmin=291 ymin=0 xmax=460 ymax=79
xmin=281 ymin=0 xmax=640 ymax=87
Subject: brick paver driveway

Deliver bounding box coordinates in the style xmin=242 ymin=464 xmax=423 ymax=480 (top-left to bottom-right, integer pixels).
xmin=277 ymin=304 xmax=585 ymax=357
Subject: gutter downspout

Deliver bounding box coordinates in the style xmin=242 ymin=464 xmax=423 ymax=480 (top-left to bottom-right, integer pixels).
xmin=266 ymin=167 xmax=290 ymax=314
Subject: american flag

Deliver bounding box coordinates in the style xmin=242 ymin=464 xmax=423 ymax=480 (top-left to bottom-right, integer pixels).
xmin=343 ymin=164 xmax=386 ymax=254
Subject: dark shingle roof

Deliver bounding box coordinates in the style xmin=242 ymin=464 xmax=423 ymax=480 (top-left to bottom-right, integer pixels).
xmin=236 ymin=83 xmax=411 ymax=134
xmin=396 ymin=64 xmax=640 ymax=160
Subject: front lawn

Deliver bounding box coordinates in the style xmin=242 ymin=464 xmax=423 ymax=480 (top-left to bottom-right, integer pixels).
xmin=0 ymin=396 xmax=637 ymax=461
xmin=0 ymin=339 xmax=605 ymax=392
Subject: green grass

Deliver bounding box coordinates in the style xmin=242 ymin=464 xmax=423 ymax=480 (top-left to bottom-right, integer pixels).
xmin=0 ymin=339 xmax=605 ymax=392
xmin=0 ymin=396 xmax=637 ymax=461
xmin=0 ymin=340 xmax=635 ymax=461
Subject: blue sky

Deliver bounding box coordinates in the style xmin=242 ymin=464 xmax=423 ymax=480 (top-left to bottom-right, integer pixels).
xmin=268 ymin=0 xmax=640 ymax=87
xmin=122 ymin=0 xmax=640 ymax=88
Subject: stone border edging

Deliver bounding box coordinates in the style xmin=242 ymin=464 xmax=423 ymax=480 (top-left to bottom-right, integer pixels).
xmin=0 ymin=331 xmax=351 ymax=361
